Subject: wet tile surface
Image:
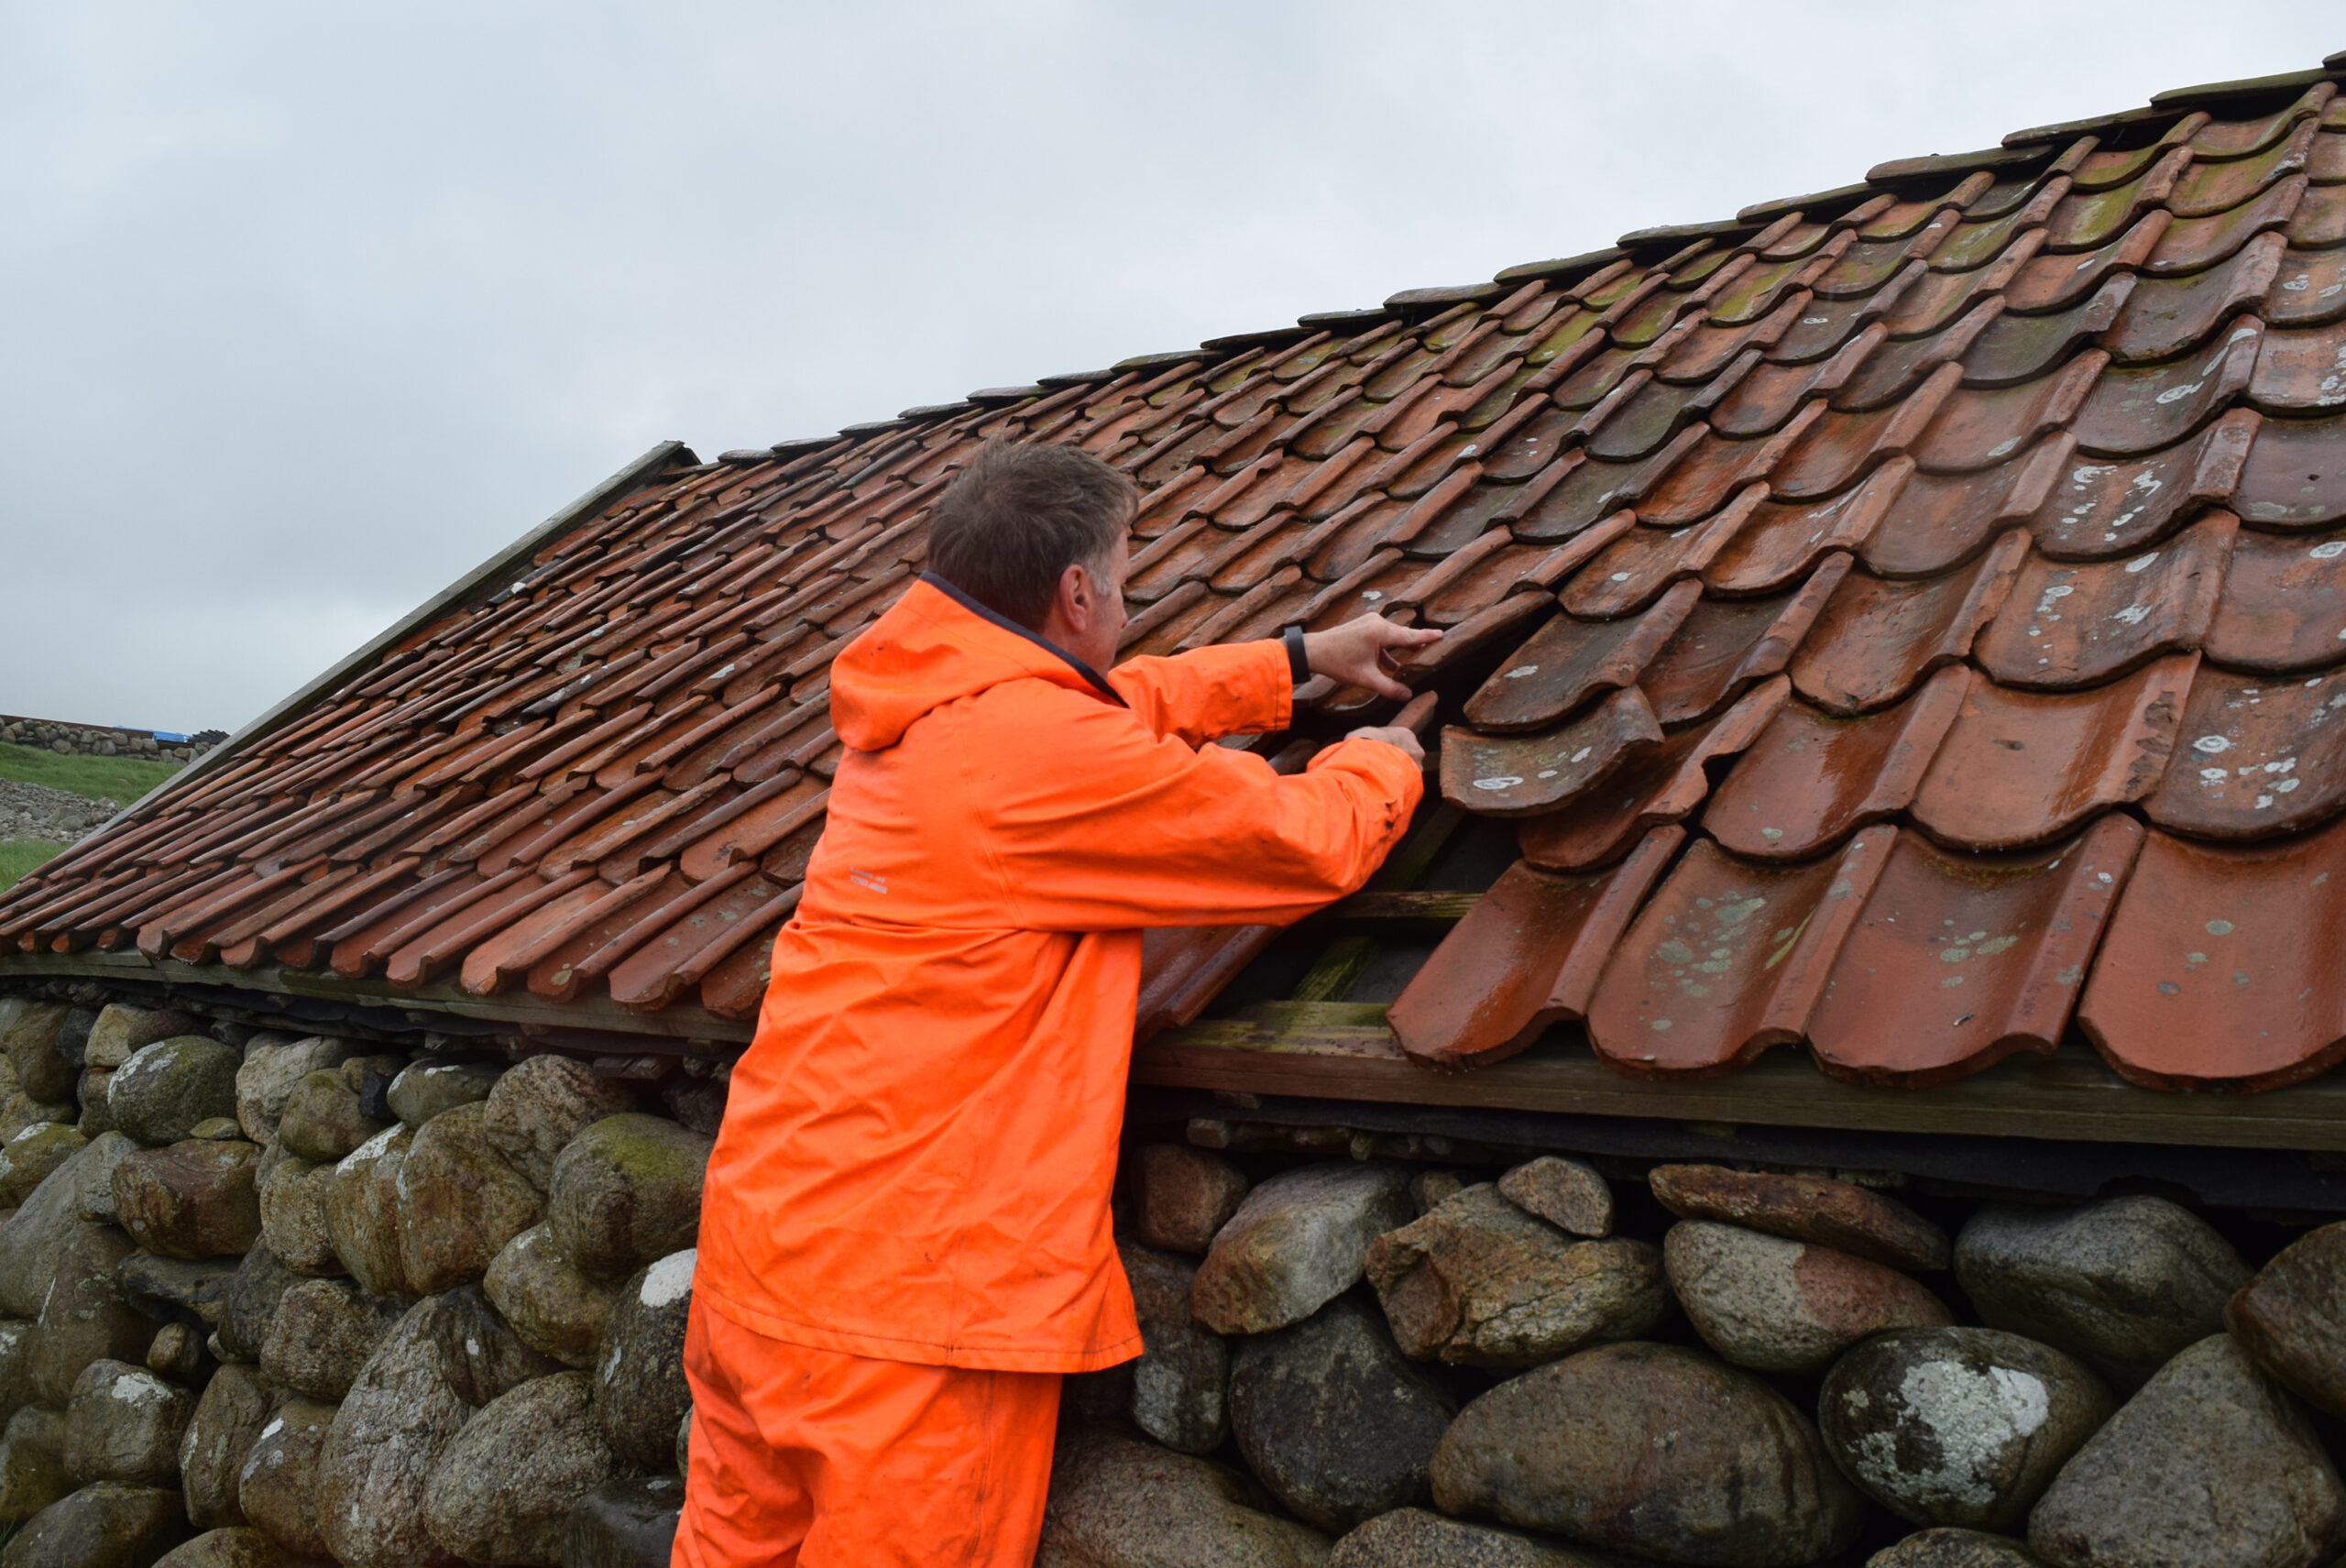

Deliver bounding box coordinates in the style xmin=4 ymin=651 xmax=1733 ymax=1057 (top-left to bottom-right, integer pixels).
xmin=10 ymin=61 xmax=2346 ymax=1096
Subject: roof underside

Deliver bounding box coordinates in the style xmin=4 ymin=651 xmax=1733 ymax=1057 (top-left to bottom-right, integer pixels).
xmin=5 ymin=57 xmax=2346 ymax=1114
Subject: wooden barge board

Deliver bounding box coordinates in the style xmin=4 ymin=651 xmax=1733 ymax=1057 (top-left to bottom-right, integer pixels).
xmin=1135 ymin=1003 xmax=2346 ymax=1154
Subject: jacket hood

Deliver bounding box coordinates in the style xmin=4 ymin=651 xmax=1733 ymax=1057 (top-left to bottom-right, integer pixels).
xmin=827 ymin=575 xmax=1124 ymax=751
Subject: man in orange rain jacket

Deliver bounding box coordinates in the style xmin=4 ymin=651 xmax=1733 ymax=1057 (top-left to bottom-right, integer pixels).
xmin=676 ymin=440 xmax=1436 ymax=1567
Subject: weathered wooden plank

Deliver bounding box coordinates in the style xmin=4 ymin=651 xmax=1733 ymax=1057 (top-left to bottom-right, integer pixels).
xmin=1135 ymin=1003 xmax=2346 ymax=1152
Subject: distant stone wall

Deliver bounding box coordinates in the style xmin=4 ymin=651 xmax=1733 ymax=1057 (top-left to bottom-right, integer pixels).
xmin=0 ymin=716 xmax=219 ymax=764
xmin=0 ymin=980 xmax=2342 ymax=1567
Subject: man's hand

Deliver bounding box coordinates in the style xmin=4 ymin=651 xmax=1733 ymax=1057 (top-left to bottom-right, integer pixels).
xmin=1343 ymin=725 xmax=1425 ymax=765
xmin=1302 ymin=614 xmax=1443 ymax=700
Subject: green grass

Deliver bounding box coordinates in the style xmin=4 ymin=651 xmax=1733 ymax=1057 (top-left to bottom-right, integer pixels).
xmin=0 ymin=839 xmax=62 ymax=893
xmin=0 ymin=740 xmax=181 ymax=804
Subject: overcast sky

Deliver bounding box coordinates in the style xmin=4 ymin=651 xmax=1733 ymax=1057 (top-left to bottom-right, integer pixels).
xmin=5 ymin=2 xmax=2337 ymax=734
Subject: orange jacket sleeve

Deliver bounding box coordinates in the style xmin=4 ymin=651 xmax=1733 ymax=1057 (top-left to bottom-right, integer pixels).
xmin=981 ymin=685 xmax=1423 ymax=933
xmin=1107 ymin=641 xmax=1293 ymax=747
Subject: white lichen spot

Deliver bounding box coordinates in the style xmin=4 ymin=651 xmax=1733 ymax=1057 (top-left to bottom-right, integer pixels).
xmin=109 ymin=1372 xmax=170 ymax=1406
xmin=1502 ymin=665 xmax=1540 ymax=680
xmin=640 ymin=1248 xmax=697 ymax=1309
xmin=1473 ymin=776 xmax=1524 ymax=792
xmin=2123 ymin=552 xmax=2158 ymax=575
xmin=345 ymin=1126 xmax=402 ymax=1168
xmin=2194 ymin=735 xmax=2232 ymax=754
xmin=1848 ymin=1361 xmax=2051 ymax=1513
xmin=2207 ymin=919 xmax=2236 ymax=936
xmin=1649 ymin=1018 xmax=1672 ymax=1032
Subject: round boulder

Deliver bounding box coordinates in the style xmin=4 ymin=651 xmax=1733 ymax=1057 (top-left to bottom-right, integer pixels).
xmin=560 ymin=1476 xmax=684 ymax=1568
xmin=2027 ymin=1333 xmax=2346 ymax=1568
xmin=1365 ymin=1184 xmax=1666 ymax=1368
xmin=107 ymin=1037 xmax=242 ymax=1146
xmin=422 ymin=1370 xmax=618 ymax=1566
xmin=1038 ymin=1431 xmax=1330 ymax=1568
xmin=0 ymin=1481 xmax=190 ymax=1568
xmin=396 ymin=1101 xmax=543 ymax=1294
xmin=1 ymin=1002 xmax=79 ymax=1103
xmin=547 ymin=1114 xmax=710 ymax=1283
xmin=1191 ymin=1162 xmax=1413 ymax=1336
xmin=1432 ymin=1341 xmax=1860 ymax=1568
xmin=83 ymin=1006 xmax=202 ymax=1074
xmin=484 ymin=1223 xmax=618 ymax=1369
xmin=0 ymin=1131 xmax=138 ymax=1319
xmin=1134 ymin=1144 xmax=1248 ymax=1255
xmin=215 ymin=1243 xmax=302 ymax=1365
xmin=1955 ymin=1197 xmax=2246 ymax=1388
xmin=0 ymin=1124 xmax=86 ymax=1208
xmin=2226 ymin=1218 xmax=2346 ymax=1416
xmin=256 ymin=1158 xmax=341 ymax=1278
xmin=1818 ymin=1327 xmax=2112 ymax=1530
xmin=1495 ymin=1157 xmax=1611 ymax=1238
xmin=595 ymin=1250 xmax=695 ymax=1474
xmin=153 ymin=1528 xmax=315 ymax=1568
xmin=238 ymin=1398 xmax=338 ymax=1562
xmin=1329 ymin=1508 xmax=1600 ymax=1567
xmin=314 ymin=1299 xmax=471 ymax=1568
xmin=0 ymin=1408 xmax=69 ymax=1525
xmin=1650 ymin=1164 xmax=1950 ymax=1272
xmin=1664 ymin=1219 xmax=1953 ymax=1374
xmin=1229 ymin=1294 xmax=1455 ymax=1534
xmin=386 ymin=1062 xmax=502 ymax=1134
xmin=276 ymin=1072 xmax=387 ymax=1166
xmin=425 ymin=1282 xmax=565 ymax=1407
xmin=178 ymin=1362 xmax=276 ymax=1530
xmin=1121 ymin=1243 xmax=1228 ymax=1455
xmin=30 ymin=1223 xmax=149 ymax=1407
xmin=65 ymin=1358 xmax=194 ymax=1486
xmin=1868 ymin=1530 xmax=2047 ymax=1567
xmin=260 ymin=1278 xmax=404 ymax=1401
xmin=235 ymin=1036 xmax=361 ymax=1146
xmin=112 ymin=1140 xmax=263 ymax=1260
xmin=322 ymin=1127 xmax=412 ymax=1299
xmin=481 ymin=1057 xmax=636 ymax=1192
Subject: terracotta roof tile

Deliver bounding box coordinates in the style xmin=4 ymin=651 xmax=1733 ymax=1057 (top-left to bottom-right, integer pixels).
xmin=2077 ymin=817 xmax=2346 ymax=1089
xmin=1705 ymin=666 xmax=1969 ymax=861
xmin=1910 ymin=652 xmax=2198 ymax=850
xmin=1584 ymin=827 xmax=1894 ymax=1076
xmin=1808 ymin=813 xmax=2144 ymax=1084
xmin=1973 ymin=510 xmax=2236 ymax=688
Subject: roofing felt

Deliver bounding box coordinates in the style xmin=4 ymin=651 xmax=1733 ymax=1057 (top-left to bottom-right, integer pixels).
xmin=5 ymin=58 xmax=2346 ymax=1095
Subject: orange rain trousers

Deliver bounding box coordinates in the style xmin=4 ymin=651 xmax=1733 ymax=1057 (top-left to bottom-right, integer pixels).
xmin=674 ymin=1301 xmax=1060 ymax=1568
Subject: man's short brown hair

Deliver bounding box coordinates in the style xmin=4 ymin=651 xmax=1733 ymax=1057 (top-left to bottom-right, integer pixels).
xmin=926 ymin=441 xmax=1136 ymax=629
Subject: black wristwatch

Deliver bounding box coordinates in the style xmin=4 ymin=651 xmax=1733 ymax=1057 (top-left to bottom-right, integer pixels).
xmin=1281 ymin=624 xmax=1310 ymax=685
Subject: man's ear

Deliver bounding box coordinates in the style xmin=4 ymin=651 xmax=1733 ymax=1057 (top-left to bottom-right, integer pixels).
xmin=1055 ymin=560 xmax=1094 ymax=631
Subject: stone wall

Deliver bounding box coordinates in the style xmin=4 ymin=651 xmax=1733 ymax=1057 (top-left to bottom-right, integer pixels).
xmin=0 ymin=983 xmax=2343 ymax=1567
xmin=0 ymin=717 xmax=217 ymax=764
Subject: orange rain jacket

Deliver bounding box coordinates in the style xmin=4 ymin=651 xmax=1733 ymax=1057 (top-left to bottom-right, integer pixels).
xmin=694 ymin=575 xmax=1423 ymax=1373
